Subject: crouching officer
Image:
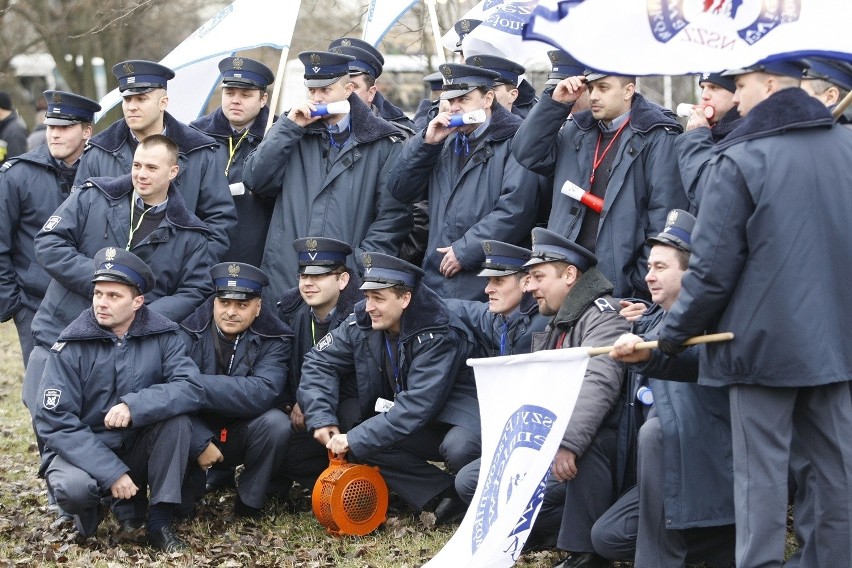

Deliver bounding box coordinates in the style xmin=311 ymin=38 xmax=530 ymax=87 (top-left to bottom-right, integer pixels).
xmin=179 ymin=262 xmax=294 ymax=518
xmin=35 ymin=248 xmax=202 ymax=551
xmin=298 ymin=253 xmax=480 ymax=524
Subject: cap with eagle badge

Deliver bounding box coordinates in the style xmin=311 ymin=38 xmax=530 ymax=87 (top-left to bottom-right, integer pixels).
xmin=299 ymin=51 xmax=356 ymax=88
xmin=211 ymin=262 xmax=269 ymax=300
xmin=359 ymin=253 xmax=424 ymax=290
xmin=478 ymin=241 xmax=531 ymax=277
xmin=646 ymin=209 xmax=695 ymax=253
xmin=92 ymin=247 xmax=155 ymax=294
xmin=42 ymin=90 xmax=101 ymax=126
xmin=546 ymin=50 xmax=585 ymax=86
xmin=218 ymin=56 xmax=275 ymax=90
xmin=525 ymin=228 xmax=598 ymax=272
xmin=329 ymin=45 xmax=384 ymax=79
xmin=465 ymin=55 xmax=525 ymax=87
xmin=292 ymin=237 xmax=352 ymax=275
xmin=454 ymin=18 xmax=482 ymax=49
xmin=438 ymin=63 xmax=501 ymax=100
xmin=328 ymin=38 xmax=386 ymax=66
xmin=112 ymin=60 xmax=175 ymax=95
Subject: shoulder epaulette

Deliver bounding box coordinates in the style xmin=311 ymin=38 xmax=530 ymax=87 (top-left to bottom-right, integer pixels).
xmin=50 ymin=341 xmax=67 ymax=353
xmin=415 ymin=332 xmax=436 ymax=344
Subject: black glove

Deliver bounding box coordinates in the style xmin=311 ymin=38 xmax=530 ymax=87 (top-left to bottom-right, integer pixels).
xmin=657 ymin=338 xmax=686 ymax=356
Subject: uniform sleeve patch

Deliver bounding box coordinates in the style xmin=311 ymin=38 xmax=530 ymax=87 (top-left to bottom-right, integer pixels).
xmin=43 ymin=388 xmax=61 ymax=410
xmin=315 ymin=333 xmax=333 ymax=351
xmin=43 ymin=216 xmax=62 ymax=232
xmin=594 ymin=298 xmax=616 ymax=313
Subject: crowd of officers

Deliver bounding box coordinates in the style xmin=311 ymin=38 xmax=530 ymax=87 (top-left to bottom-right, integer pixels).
xmin=2 ymin=23 xmax=852 ymax=567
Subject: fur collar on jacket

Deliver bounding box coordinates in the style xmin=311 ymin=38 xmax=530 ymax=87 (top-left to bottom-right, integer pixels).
xmin=180 ymin=296 xmax=293 ymax=338
xmin=573 ymin=92 xmax=682 ymax=134
xmin=717 ymin=87 xmax=834 ymax=150
xmin=58 ymin=305 xmax=177 ymax=342
xmin=552 ymin=266 xmax=615 ymax=329
xmin=88 ymin=111 xmax=217 ymax=154
xmin=83 ymin=174 xmax=210 ymax=234
xmin=190 ymin=105 xmax=271 ymax=141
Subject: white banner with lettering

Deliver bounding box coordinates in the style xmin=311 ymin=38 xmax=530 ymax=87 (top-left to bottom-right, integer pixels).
xmin=524 ymin=0 xmax=852 ymax=75
xmin=424 ymin=348 xmax=588 ymax=568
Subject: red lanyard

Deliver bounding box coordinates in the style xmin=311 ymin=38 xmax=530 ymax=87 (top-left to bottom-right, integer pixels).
xmin=590 ymin=119 xmax=630 ymax=185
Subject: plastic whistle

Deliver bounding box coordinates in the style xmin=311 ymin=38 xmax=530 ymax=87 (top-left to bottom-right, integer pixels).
xmin=447 ymin=108 xmax=487 ymax=127
xmin=561 ymin=180 xmax=604 ymax=213
xmin=310 ymin=100 xmax=351 ymax=117
xmin=676 ymin=103 xmax=715 ymax=120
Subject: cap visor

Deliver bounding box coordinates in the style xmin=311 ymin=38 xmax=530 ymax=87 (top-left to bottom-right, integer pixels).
xmin=215 ymin=291 xmax=256 ymax=300
xmin=720 ymin=67 xmax=750 ymax=77
xmin=304 ymin=76 xmax=344 ymax=88
xmin=585 ymin=73 xmax=608 ymax=82
xmin=221 ymin=79 xmax=264 ymax=89
xmin=477 ymin=267 xmax=519 ymax=277
xmin=92 ymin=273 xmax=138 ymax=288
xmin=44 ymin=117 xmax=81 ymax=126
xmin=121 ymin=86 xmax=158 ymax=95
xmin=545 ymin=76 xmax=566 ymax=86
xmin=440 ymin=86 xmax=477 ymax=100
xmin=359 ymin=280 xmax=394 ymax=290
xmin=646 ymin=234 xmax=690 ymax=251
xmin=299 ymin=265 xmax=336 ymax=275
xmin=523 ymin=257 xmax=554 ymax=267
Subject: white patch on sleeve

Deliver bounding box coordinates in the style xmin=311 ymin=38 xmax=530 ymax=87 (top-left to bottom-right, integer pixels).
xmin=43 ymin=216 xmax=62 ymax=232
xmin=315 ymin=333 xmax=333 ymax=351
xmin=42 ymin=388 xmax=62 ymax=410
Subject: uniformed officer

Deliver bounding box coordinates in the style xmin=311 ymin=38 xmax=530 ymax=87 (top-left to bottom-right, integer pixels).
xmin=274 ymin=237 xmax=363 ymax=489
xmin=298 ymin=253 xmax=479 ymax=523
xmin=466 ymin=54 xmax=537 ymax=118
xmin=413 ymin=71 xmax=446 ymax=132
xmin=387 ymin=63 xmax=540 ymax=301
xmin=522 ymin=228 xmax=629 ymax=568
xmin=178 ymin=262 xmax=294 ymax=518
xmin=328 ymin=37 xmax=417 ymax=135
xmin=802 ymin=57 xmax=852 ymax=125
xmin=35 ymin=248 xmax=201 ymax=551
xmin=0 ymin=90 xmax=100 ymax=365
xmin=242 ymin=50 xmax=410 ymax=301
xmin=190 ymin=57 xmax=276 ymax=266
xmin=452 ymin=18 xmax=482 ymax=58
xmin=74 ymin=59 xmax=236 ymax=261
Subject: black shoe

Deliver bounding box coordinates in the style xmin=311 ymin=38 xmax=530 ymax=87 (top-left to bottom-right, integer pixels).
xmin=73 ymin=503 xmax=106 ymax=539
xmin=204 ymin=468 xmax=236 ymax=493
xmin=119 ymin=518 xmax=145 ymax=532
xmin=433 ymin=495 xmax=467 ymax=526
xmin=552 ymin=552 xmax=610 ymax=568
xmin=148 ymin=524 xmax=186 ymax=552
xmin=233 ymin=497 xmax=263 ymax=519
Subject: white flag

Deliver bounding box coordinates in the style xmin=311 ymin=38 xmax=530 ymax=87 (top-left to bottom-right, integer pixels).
xmin=362 ymin=0 xmax=420 ymax=46
xmin=96 ymin=0 xmax=301 ymax=123
xmin=464 ymin=1 xmax=553 ymax=67
xmin=524 ymin=0 xmax=852 ymax=75
xmin=424 ymin=348 xmax=589 ymax=568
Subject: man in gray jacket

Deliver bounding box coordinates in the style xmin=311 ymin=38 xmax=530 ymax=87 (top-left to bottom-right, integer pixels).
xmin=523 ymin=228 xmax=628 ymax=568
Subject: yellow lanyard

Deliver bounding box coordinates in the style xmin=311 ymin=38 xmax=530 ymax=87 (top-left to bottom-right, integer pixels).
xmin=225 ymin=129 xmax=250 ymax=178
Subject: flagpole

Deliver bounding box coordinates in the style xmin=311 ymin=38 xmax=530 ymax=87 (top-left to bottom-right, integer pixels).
xmin=833 ymin=89 xmax=852 ymax=121
xmin=267 ymin=1 xmax=302 ymax=133
xmin=424 ymin=0 xmax=446 ymax=65
xmin=586 ymin=331 xmax=734 ymax=356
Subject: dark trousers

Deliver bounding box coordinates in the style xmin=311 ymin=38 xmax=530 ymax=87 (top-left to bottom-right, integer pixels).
xmin=13 ymin=305 xmax=35 ymax=367
xmin=591 ymin=417 xmax=735 ymax=567
xmin=730 ymin=382 xmax=852 ymax=568
xmin=340 ymin=397 xmax=480 ymax=511
xmin=46 ymin=415 xmax=191 ymax=537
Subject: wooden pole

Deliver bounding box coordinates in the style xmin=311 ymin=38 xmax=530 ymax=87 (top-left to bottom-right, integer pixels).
xmin=832 ymin=88 xmax=852 ymax=121
xmin=587 ymin=332 xmax=734 ymax=357
xmin=424 ymin=0 xmax=447 ymax=66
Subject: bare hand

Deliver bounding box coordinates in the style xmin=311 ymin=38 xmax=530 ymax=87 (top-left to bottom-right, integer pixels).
xmin=290 ymin=402 xmax=306 ymax=432
xmin=287 ymin=101 xmax=323 ymax=128
xmin=424 ymin=112 xmax=456 ymax=145
xmin=110 ymin=473 xmax=138 ymax=500
xmin=619 ymin=300 xmax=647 ymax=322
xmin=104 ymin=403 xmax=132 ymax=429
xmin=197 ymin=441 xmax=224 ymax=471
xmin=685 ymin=105 xmax=712 ymax=131
xmin=552 ymin=448 xmax=578 ymax=482
xmin=610 ymin=333 xmax=651 ymax=363
xmin=437 ymin=246 xmax=462 ymax=278
xmin=313 ymin=425 xmax=340 ymax=447
xmin=327 ymin=433 xmax=349 ymax=455
xmin=552 ymin=76 xmax=588 ymax=105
